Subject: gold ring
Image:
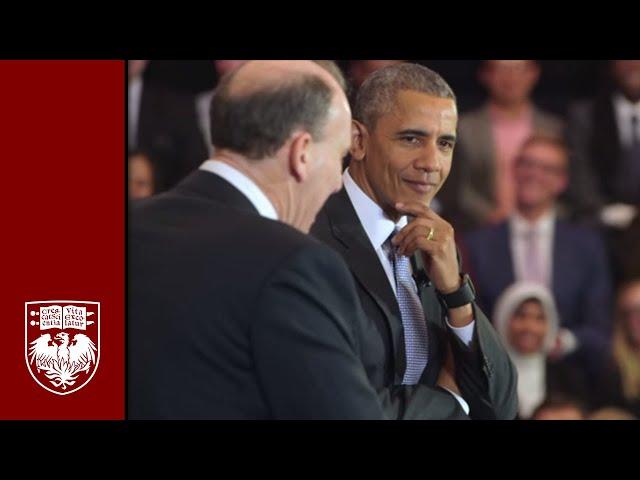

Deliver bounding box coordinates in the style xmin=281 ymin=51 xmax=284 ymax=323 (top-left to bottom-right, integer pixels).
xmin=426 ymin=227 xmax=435 ymax=241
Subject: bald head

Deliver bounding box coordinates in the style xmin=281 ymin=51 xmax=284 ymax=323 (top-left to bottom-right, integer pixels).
xmin=209 ymin=60 xmax=349 ymax=160
xmin=230 ymin=60 xmax=343 ymax=95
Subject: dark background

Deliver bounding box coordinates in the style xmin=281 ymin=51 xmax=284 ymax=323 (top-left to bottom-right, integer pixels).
xmin=143 ymin=60 xmax=610 ymax=116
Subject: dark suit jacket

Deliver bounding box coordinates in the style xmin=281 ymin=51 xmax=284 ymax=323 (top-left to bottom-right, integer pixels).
xmin=464 ymin=219 xmax=613 ymax=363
xmin=128 ymin=170 xmax=387 ymax=419
xmin=567 ymin=93 xmax=640 ymax=210
xmin=616 ymin=210 xmax=640 ymax=281
xmin=133 ymin=83 xmax=208 ymax=192
xmin=311 ymin=189 xmax=519 ymax=420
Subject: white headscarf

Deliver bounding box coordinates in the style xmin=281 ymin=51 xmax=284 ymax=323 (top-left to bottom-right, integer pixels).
xmin=492 ymin=282 xmax=560 ymax=418
xmin=493 ymin=282 xmax=560 ymax=355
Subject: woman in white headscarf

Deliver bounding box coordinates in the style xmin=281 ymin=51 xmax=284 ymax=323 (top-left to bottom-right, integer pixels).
xmin=493 ymin=282 xmax=589 ymax=418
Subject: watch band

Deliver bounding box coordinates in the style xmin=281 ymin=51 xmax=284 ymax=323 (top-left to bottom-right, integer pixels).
xmin=437 ymin=273 xmax=476 ymax=309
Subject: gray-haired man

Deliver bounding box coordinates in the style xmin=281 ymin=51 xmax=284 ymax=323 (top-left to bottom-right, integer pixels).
xmin=312 ymin=63 xmax=518 ymax=419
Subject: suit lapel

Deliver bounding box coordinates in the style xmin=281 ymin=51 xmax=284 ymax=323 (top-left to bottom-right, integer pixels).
xmin=474 ymin=106 xmax=497 ymax=200
xmin=499 ymin=222 xmax=516 ymax=282
xmin=324 ymin=190 xmax=405 ymax=376
xmin=551 ymin=220 xmax=570 ymax=297
xmin=477 ymin=105 xmax=497 ymax=169
xmin=532 ymin=107 xmax=553 ymax=134
xmin=594 ymin=96 xmax=623 ymax=195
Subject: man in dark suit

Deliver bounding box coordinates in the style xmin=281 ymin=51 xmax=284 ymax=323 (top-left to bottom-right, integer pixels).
xmin=311 ymin=63 xmax=518 ymax=420
xmin=464 ymin=135 xmax=613 ymax=377
xmin=128 ymin=60 xmax=208 ymax=192
xmin=566 ymin=61 xmax=640 ymax=283
xmin=567 ymin=60 xmax=640 ymax=214
xmin=129 ymin=60 xmax=389 ymax=419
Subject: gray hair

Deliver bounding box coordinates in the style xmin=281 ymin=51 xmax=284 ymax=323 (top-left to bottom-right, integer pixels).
xmin=354 ymin=63 xmax=456 ymax=129
xmin=210 ymin=70 xmax=334 ymax=160
xmin=313 ymin=60 xmax=347 ymax=92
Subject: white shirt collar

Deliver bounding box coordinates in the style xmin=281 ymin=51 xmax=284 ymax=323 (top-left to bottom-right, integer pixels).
xmin=199 ymin=160 xmax=278 ymax=220
xmin=613 ymin=93 xmax=640 ymax=146
xmin=510 ymin=208 xmax=556 ymax=236
xmin=613 ymin=93 xmax=640 ymax=117
xmin=343 ymin=168 xmax=407 ymax=249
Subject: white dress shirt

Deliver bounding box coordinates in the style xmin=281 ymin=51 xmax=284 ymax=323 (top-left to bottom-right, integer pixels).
xmin=613 ymin=93 xmax=640 ymax=147
xmin=199 ymin=160 xmax=278 ymax=220
xmin=128 ymin=77 xmax=143 ymax=149
xmin=343 ymin=169 xmax=474 ymax=414
xmin=510 ymin=209 xmax=555 ymax=287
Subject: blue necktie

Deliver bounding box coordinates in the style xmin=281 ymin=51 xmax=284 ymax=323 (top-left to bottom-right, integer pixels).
xmin=387 ymin=229 xmax=429 ymax=385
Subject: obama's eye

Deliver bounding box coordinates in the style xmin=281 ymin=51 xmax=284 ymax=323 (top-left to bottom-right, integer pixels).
xmin=400 ymin=136 xmax=422 ymax=146
xmin=438 ymin=139 xmax=454 ymax=151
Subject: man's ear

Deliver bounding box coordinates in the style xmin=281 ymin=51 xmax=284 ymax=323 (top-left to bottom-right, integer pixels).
xmin=289 ymin=131 xmax=313 ymax=183
xmin=350 ymin=119 xmax=368 ymax=162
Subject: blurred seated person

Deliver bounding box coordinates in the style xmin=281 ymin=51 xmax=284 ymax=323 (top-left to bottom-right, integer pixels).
xmin=128 ymin=151 xmax=157 ymax=200
xmin=128 ymin=60 xmax=207 ymax=192
xmin=196 ymin=60 xmax=249 ymax=155
xmin=614 ymin=209 xmax=640 ymax=280
xmin=531 ymin=393 xmax=586 ymax=420
xmin=494 ymin=283 xmax=618 ymax=418
xmin=465 ymin=135 xmax=614 ymax=376
xmin=567 ymin=60 xmax=640 ymax=228
xmin=588 ymin=407 xmax=637 ymax=420
xmin=612 ymin=279 xmax=640 ymax=417
xmin=440 ymin=60 xmax=563 ymax=232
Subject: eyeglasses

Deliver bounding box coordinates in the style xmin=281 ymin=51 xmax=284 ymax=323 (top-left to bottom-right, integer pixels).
xmin=516 ymin=156 xmax=566 ymax=176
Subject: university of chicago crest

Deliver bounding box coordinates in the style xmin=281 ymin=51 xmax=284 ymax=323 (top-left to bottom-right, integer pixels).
xmin=25 ymin=301 xmax=100 ymax=395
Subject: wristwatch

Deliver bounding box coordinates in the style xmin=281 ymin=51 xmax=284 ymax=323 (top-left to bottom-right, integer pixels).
xmin=436 ymin=273 xmax=476 ymax=309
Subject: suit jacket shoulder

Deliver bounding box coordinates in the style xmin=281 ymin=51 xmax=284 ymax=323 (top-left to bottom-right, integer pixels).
xmin=532 ymin=106 xmax=564 ymax=137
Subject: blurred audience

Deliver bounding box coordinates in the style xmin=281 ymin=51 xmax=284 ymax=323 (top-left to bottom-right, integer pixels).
xmin=588 ymin=407 xmax=637 ymax=420
xmin=195 ymin=60 xmax=249 ymax=156
xmin=567 ymin=60 xmax=640 ymax=227
xmin=128 ymin=60 xmax=207 ymax=192
xmin=494 ymin=283 xmax=619 ymax=418
xmin=614 ymin=209 xmax=640 ymax=281
xmin=127 ymin=60 xmax=640 ymax=419
xmin=531 ymin=394 xmax=587 ymax=420
xmin=442 ymin=60 xmax=564 ymax=232
xmin=347 ymin=60 xmax=405 ymax=91
xmin=465 ymin=135 xmax=613 ymax=372
xmin=612 ymin=279 xmax=640 ymax=416
xmin=128 ymin=151 xmax=157 ymax=200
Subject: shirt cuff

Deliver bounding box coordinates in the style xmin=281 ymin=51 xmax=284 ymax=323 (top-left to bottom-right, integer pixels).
xmin=441 ymin=387 xmax=470 ymax=415
xmin=445 ymin=317 xmax=476 ymax=347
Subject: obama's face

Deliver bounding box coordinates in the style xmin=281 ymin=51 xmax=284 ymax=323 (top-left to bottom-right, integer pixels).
xmin=350 ymin=90 xmax=457 ymax=218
